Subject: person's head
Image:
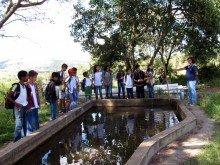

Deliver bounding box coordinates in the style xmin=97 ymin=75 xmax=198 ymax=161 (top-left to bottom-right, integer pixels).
xmin=187 ymin=57 xmax=195 ymax=65
xmin=72 ymin=67 xmax=77 ymax=76
xmin=68 ymin=68 xmax=74 ymax=76
xmin=18 ymin=70 xmax=28 ymax=82
xmin=104 ymin=65 xmax=110 ymax=72
xmin=83 ymin=71 xmax=89 ymax=77
xmin=93 ymin=65 xmax=100 ymax=73
xmin=61 ymin=63 xmax=68 ymax=71
xmin=126 ymin=68 xmax=131 ymax=74
xmin=118 ymin=65 xmax=123 ymax=71
xmin=147 ymin=64 xmax=153 ymax=71
xmin=135 ymin=64 xmax=140 ymax=71
xmin=51 ymin=72 xmax=59 ymax=81
xmin=29 ymin=70 xmax=38 ymax=83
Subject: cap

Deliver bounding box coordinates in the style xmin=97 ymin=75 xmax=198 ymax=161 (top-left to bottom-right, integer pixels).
xmin=68 ymin=68 xmax=74 ymax=74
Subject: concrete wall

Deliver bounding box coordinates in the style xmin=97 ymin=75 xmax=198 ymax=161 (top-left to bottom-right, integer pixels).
xmin=125 ymin=99 xmax=196 ymax=165
xmin=0 ymin=99 xmax=196 ymax=165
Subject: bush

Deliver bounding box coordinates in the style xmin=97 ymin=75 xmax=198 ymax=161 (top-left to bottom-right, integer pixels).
xmin=171 ymin=74 xmax=186 ymax=86
xmin=199 ymin=65 xmax=220 ymax=84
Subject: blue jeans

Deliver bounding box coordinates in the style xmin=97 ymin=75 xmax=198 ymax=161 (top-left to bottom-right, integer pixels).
xmin=14 ymin=105 xmax=27 ymax=142
xmin=72 ymin=90 xmax=79 ymax=103
xmin=147 ymin=84 xmax=154 ymax=98
xmin=105 ymin=85 xmax=112 ymax=99
xmin=26 ymin=108 xmax=40 ymax=134
xmin=50 ymin=98 xmax=57 ymax=120
xmin=187 ymin=80 xmax=197 ymax=105
xmin=118 ymin=82 xmax=125 ymax=99
xmin=95 ymin=86 xmax=103 ymax=100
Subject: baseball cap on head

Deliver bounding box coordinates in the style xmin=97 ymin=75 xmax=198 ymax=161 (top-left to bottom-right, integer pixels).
xmin=68 ymin=68 xmax=74 ymax=74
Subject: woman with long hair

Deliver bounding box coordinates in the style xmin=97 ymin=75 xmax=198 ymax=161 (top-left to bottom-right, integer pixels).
xmin=145 ymin=64 xmax=155 ymax=98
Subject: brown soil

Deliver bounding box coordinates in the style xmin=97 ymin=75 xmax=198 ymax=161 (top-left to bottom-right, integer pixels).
xmin=150 ymin=105 xmax=216 ymax=165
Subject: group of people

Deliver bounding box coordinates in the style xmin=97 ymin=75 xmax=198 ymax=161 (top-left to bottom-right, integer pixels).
xmin=92 ymin=64 xmax=156 ymax=100
xmin=6 ymin=56 xmax=198 ymax=142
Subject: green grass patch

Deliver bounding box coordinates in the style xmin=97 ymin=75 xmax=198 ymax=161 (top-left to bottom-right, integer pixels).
xmin=38 ymin=104 xmax=51 ymax=123
xmin=0 ymin=110 xmax=14 ymax=144
xmin=208 ymin=78 xmax=220 ymax=87
xmin=185 ymin=93 xmax=220 ymax=165
xmin=198 ymin=93 xmax=220 ymax=121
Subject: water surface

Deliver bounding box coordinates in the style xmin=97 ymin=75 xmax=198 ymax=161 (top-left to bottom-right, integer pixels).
xmin=18 ymin=106 xmax=179 ymax=165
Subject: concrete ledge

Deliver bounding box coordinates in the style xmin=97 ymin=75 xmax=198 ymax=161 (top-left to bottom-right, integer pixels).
xmin=125 ymin=99 xmax=196 ymax=165
xmin=0 ymin=99 xmax=196 ymax=165
xmin=0 ymin=101 xmax=94 ymax=165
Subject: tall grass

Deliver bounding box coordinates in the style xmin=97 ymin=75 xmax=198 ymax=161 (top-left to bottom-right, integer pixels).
xmin=199 ymin=93 xmax=220 ymax=121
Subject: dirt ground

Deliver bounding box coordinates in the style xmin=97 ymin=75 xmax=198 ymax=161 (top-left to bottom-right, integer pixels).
xmin=150 ymin=105 xmax=216 ymax=165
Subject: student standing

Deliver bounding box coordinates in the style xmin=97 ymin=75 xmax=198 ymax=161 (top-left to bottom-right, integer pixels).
xmin=134 ymin=64 xmax=145 ymax=98
xmin=145 ymin=64 xmax=155 ymax=98
xmin=124 ymin=68 xmax=134 ymax=99
xmin=116 ymin=65 xmax=125 ymax=99
xmin=57 ymin=64 xmax=68 ymax=114
xmin=7 ymin=70 xmax=29 ymax=142
xmin=26 ymin=70 xmax=41 ymax=134
xmin=82 ymin=71 xmax=92 ymax=101
xmin=174 ymin=57 xmax=199 ymax=105
xmin=46 ymin=72 xmax=59 ymax=120
xmin=103 ymin=66 xmax=113 ymax=99
xmin=72 ymin=67 xmax=80 ymax=104
xmin=92 ymin=65 xmax=103 ymax=100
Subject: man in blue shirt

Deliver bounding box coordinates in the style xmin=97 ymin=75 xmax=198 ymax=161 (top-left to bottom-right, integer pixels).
xmin=175 ymin=57 xmax=199 ymax=105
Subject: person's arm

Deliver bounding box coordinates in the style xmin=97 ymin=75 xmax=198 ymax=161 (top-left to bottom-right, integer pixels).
xmin=174 ymin=67 xmax=186 ymax=72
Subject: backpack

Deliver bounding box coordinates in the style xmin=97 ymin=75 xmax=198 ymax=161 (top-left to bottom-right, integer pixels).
xmin=45 ymin=81 xmax=53 ymax=102
xmin=4 ymin=83 xmax=21 ymax=109
xmin=81 ymin=78 xmax=86 ymax=92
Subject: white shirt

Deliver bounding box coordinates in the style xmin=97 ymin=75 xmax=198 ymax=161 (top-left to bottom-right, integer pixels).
xmin=67 ymin=76 xmax=77 ymax=93
xmin=93 ymin=72 xmax=103 ymax=86
xmin=15 ymin=84 xmax=28 ymax=106
xmin=85 ymin=77 xmax=92 ymax=87
xmin=30 ymin=84 xmax=39 ymax=109
xmin=124 ymin=74 xmax=133 ymax=88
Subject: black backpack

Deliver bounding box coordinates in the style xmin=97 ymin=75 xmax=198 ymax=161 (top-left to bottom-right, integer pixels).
xmin=4 ymin=83 xmax=21 ymax=109
xmin=81 ymin=78 xmax=86 ymax=92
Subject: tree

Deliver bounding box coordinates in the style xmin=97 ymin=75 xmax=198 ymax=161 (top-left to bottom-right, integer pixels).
xmin=0 ymin=0 xmax=48 ymax=30
xmin=71 ymin=0 xmax=220 ymax=71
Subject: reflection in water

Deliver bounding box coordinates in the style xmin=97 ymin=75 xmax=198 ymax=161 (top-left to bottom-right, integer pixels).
xmin=19 ymin=107 xmax=179 ymax=165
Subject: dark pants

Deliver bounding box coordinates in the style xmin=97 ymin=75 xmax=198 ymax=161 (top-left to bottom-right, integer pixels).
xmin=105 ymin=85 xmax=112 ymax=99
xmin=95 ymin=86 xmax=103 ymax=100
xmin=126 ymin=88 xmax=134 ymax=99
xmin=147 ymin=84 xmax=154 ymax=98
xmin=118 ymin=82 xmax=125 ymax=99
xmin=136 ymin=85 xmax=145 ymax=98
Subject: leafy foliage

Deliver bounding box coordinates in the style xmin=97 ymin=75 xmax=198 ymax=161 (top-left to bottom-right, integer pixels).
xmin=71 ymin=0 xmax=220 ymax=70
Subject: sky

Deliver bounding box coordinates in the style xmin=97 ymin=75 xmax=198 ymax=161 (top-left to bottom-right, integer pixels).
xmin=0 ymin=0 xmax=90 ymax=64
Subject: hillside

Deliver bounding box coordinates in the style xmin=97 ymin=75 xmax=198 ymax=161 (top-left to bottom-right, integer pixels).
xmin=0 ymin=58 xmax=90 ymax=81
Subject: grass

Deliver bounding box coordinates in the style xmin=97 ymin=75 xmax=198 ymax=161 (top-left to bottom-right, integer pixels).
xmin=185 ymin=93 xmax=220 ymax=165
xmin=0 ymin=104 xmax=51 ymax=145
xmin=198 ymin=93 xmax=220 ymax=121
xmin=208 ymin=78 xmax=220 ymax=88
